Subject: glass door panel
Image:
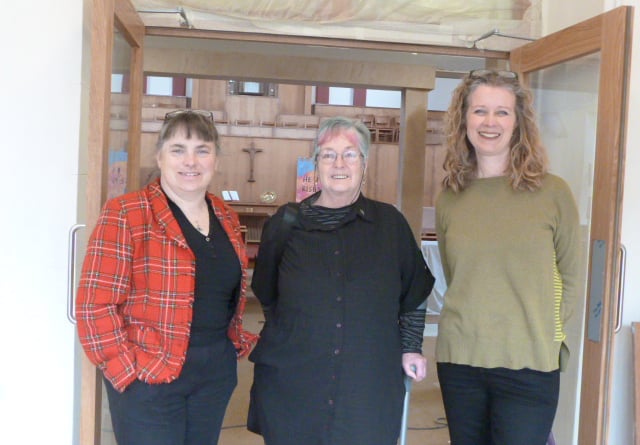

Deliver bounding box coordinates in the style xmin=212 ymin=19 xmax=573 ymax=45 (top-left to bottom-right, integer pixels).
xmin=528 ymin=53 xmax=601 ymax=445
xmin=107 ymin=27 xmax=132 ymax=199
xmin=510 ymin=7 xmax=631 ymax=444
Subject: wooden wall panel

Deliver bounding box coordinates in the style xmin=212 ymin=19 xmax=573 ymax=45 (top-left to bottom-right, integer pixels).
xmin=278 ymin=84 xmax=307 ymax=115
xmin=210 ymin=137 xmax=314 ymax=204
xmin=139 ymin=131 xmax=403 ymax=206
xmin=424 ymin=111 xmax=446 ymax=207
xmin=135 ymin=90 xmax=444 ymax=210
xmin=399 ymin=89 xmax=428 ymax=240
xmin=191 ymin=79 xmax=227 ymax=111
xmin=363 ymin=144 xmax=399 ymax=205
xmin=313 ymin=104 xmax=400 ymax=120
xmin=423 ymin=144 xmax=446 ymax=207
xmin=225 ymin=95 xmax=279 ymax=124
xmin=139 ymin=131 xmax=160 ymax=183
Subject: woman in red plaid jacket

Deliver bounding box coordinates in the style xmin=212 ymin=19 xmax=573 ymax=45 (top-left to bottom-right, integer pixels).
xmin=76 ymin=110 xmax=258 ymax=445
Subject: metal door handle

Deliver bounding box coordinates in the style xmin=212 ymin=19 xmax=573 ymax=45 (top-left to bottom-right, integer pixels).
xmin=614 ymin=244 xmax=626 ymax=333
xmin=67 ymin=224 xmax=85 ymax=324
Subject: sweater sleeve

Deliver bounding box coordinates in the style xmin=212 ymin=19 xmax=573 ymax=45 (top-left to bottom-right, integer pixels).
xmin=552 ymin=178 xmax=581 ymax=325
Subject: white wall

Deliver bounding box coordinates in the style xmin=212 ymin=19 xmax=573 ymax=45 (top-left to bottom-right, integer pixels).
xmin=0 ymin=1 xmax=84 ymax=444
xmin=542 ymin=0 xmax=607 ymax=34
xmin=609 ymin=2 xmax=640 ymax=444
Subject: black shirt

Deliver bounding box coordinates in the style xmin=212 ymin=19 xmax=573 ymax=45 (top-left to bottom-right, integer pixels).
xmin=168 ymin=197 xmax=241 ymax=346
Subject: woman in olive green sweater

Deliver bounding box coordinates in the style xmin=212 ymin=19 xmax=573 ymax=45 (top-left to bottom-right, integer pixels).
xmin=435 ymin=69 xmax=580 ymax=445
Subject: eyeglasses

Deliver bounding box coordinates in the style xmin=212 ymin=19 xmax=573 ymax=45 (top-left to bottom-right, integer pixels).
xmin=317 ymin=149 xmax=363 ymax=165
xmin=469 ymin=69 xmax=518 ymax=80
xmin=164 ymin=109 xmax=214 ymax=122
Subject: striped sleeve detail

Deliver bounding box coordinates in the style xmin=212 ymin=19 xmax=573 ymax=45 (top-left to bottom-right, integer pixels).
xmin=399 ymin=308 xmax=426 ymax=353
xmin=553 ymin=251 xmax=566 ymax=342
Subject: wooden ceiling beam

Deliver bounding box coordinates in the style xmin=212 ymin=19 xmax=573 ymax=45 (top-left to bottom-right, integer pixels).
xmin=145 ymin=26 xmax=509 ymax=60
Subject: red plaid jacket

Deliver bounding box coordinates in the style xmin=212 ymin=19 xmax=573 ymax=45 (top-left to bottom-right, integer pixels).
xmin=76 ymin=179 xmax=258 ymax=392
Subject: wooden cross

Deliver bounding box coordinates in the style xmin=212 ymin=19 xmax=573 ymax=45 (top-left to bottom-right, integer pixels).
xmin=242 ymin=141 xmax=263 ymax=182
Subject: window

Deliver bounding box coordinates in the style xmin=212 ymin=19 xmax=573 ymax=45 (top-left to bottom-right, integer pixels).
xmin=366 ymin=89 xmax=401 ymax=108
xmin=146 ymin=76 xmax=174 ymax=96
xmin=328 ymin=87 xmax=354 ymax=105
xmin=111 ymin=74 xmax=124 ymax=93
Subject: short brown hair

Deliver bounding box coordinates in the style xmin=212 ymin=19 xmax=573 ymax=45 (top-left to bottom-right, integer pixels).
xmin=156 ymin=110 xmax=221 ymax=155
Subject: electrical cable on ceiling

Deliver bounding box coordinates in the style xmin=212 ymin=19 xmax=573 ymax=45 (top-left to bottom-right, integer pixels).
xmin=137 ymin=7 xmax=191 ymax=28
xmin=472 ymin=28 xmax=536 ymax=48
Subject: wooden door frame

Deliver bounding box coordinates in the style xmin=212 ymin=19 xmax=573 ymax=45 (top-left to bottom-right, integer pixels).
xmin=510 ymin=6 xmax=632 ymax=444
xmin=82 ymin=0 xmax=144 ymax=443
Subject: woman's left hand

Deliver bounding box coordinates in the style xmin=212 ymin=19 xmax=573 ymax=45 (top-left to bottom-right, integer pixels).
xmin=402 ymin=352 xmax=427 ymax=382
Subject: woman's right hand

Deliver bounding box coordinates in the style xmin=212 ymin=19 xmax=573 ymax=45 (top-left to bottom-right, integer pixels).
xmin=402 ymin=353 xmax=427 ymax=382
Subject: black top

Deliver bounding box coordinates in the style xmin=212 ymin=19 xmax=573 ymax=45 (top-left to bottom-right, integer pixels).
xmin=302 ymin=199 xmax=427 ymax=352
xmin=248 ymin=192 xmax=434 ymax=445
xmin=168 ymin=197 xmax=241 ymax=346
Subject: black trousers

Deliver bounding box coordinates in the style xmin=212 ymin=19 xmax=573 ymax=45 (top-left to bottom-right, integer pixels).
xmin=104 ymin=337 xmax=237 ymax=445
xmin=437 ymin=362 xmax=559 ymax=445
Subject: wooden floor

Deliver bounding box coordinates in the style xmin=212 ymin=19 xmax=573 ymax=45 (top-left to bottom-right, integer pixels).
xmin=101 ymin=296 xmax=450 ymax=445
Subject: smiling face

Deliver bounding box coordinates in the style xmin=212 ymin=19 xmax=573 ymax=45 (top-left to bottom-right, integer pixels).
xmin=465 ymin=84 xmax=517 ymax=170
xmin=315 ymin=131 xmax=365 ymax=208
xmin=156 ymin=128 xmax=218 ymax=200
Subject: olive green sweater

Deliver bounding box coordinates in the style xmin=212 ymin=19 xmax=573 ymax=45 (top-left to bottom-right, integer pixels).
xmin=435 ymin=174 xmax=581 ymax=372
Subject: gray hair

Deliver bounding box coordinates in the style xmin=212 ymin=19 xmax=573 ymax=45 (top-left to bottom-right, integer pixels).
xmin=313 ymin=116 xmax=371 ymax=163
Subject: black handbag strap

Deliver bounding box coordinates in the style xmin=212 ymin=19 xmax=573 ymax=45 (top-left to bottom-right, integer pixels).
xmin=274 ymin=202 xmax=300 ymax=264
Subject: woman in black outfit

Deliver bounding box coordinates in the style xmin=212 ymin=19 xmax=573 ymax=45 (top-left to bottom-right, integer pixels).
xmin=247 ymin=116 xmax=435 ymax=445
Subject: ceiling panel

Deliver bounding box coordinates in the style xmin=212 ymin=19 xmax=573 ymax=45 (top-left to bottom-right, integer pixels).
xmin=133 ymin=0 xmax=540 ymax=51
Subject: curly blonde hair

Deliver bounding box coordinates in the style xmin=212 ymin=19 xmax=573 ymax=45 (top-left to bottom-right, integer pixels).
xmin=442 ymin=70 xmax=548 ymax=192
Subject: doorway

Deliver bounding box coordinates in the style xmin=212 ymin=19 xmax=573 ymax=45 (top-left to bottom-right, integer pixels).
xmin=81 ymin=4 xmax=632 ymax=444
